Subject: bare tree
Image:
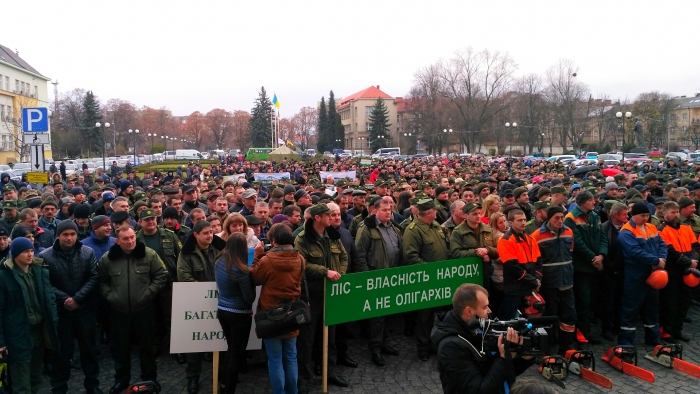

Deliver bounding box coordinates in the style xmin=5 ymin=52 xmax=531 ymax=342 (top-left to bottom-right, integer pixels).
xmin=512 ymin=74 xmax=548 ymax=154
xmin=292 ymin=106 xmax=318 ymax=150
xmin=182 ymin=111 xmax=207 ymax=151
xmin=438 ymin=47 xmax=516 ymax=153
xmin=407 ymin=64 xmax=452 ymax=154
xmin=545 ymin=59 xmax=589 ymax=153
xmin=205 ymin=109 xmax=233 ymax=149
xmin=632 ymin=91 xmax=676 ymax=149
xmin=102 ymin=99 xmax=139 ymax=154
xmin=230 ymin=110 xmax=251 ymax=152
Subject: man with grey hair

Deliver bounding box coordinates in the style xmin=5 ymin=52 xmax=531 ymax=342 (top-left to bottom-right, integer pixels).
xmin=599 ymin=201 xmax=628 ymax=340
xmin=441 ymin=200 xmax=466 ymax=237
xmin=673 ymin=187 xmax=690 ymax=201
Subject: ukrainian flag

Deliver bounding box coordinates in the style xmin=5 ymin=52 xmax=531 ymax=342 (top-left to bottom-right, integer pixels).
xmin=272 ymin=94 xmax=280 ymax=109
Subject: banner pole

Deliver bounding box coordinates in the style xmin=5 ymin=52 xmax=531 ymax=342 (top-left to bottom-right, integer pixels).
xmin=212 ymin=351 xmax=219 ymax=394
xmin=322 ymin=281 xmax=328 ymax=393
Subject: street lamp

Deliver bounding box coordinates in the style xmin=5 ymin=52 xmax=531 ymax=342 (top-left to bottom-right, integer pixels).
xmin=616 ymin=111 xmax=632 ymax=160
xmin=147 ymin=132 xmax=157 ymax=153
xmin=335 ymin=139 xmax=342 ymax=149
xmin=505 ymin=123 xmax=517 ymax=156
xmin=128 ymin=129 xmax=139 ymax=165
xmin=95 ymin=122 xmax=110 ymax=171
xmin=540 ymin=133 xmax=545 ymax=154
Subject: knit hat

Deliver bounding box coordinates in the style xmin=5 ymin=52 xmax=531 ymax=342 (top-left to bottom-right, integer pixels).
xmin=74 ymin=204 xmax=91 ymax=219
xmin=40 ymin=197 xmax=59 ymax=209
xmin=513 ymin=187 xmax=528 ymax=200
xmin=678 ymin=196 xmax=695 ymax=210
xmin=56 ymin=220 xmax=79 ymax=237
xmin=435 ymin=186 xmax=449 ymax=197
xmin=283 ymin=184 xmax=296 ymax=195
xmin=547 ymin=206 xmax=565 ymax=220
xmin=10 ymin=237 xmax=34 ymax=259
xmin=272 ymin=214 xmax=289 ymax=224
xmin=119 ymin=180 xmax=132 ymax=193
xmin=163 ymin=207 xmax=179 ymax=220
xmin=643 ymin=173 xmax=658 ymax=183
xmin=91 ymin=215 xmax=110 ymax=230
xmin=575 ymin=191 xmax=594 ymax=206
xmin=71 ymin=187 xmax=85 ymax=196
xmin=630 ymin=202 xmax=650 ymax=216
xmin=294 ymin=189 xmax=309 ymax=201
xmin=536 ymin=187 xmax=551 ymax=199
xmin=110 ymin=211 xmax=130 ymax=224
xmin=102 ymin=192 xmax=115 ymax=203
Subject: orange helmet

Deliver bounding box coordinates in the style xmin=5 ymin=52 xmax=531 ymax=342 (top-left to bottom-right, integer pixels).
xmin=683 ymin=268 xmax=700 ymax=288
xmin=522 ymin=292 xmax=546 ymax=317
xmin=646 ymin=270 xmax=668 ymax=290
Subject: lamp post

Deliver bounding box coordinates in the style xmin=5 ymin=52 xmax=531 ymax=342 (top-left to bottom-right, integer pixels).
xmin=616 ymin=111 xmax=632 ymax=160
xmin=147 ymin=132 xmax=157 ymax=153
xmin=442 ymin=128 xmax=452 ymax=155
xmin=95 ymin=122 xmax=110 ymax=171
xmin=403 ymin=132 xmax=413 ymax=154
xmin=540 ymin=132 xmax=545 ymax=154
xmin=505 ymin=122 xmax=517 ymax=156
xmin=335 ymin=139 xmax=342 ymax=150
xmin=128 ymin=129 xmax=139 ymax=165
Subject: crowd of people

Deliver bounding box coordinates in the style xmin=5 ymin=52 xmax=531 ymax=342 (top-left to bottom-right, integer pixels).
xmin=0 ymin=153 xmax=698 ymax=394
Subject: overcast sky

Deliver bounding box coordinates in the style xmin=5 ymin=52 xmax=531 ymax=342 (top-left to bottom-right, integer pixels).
xmin=6 ymin=1 xmax=698 ymax=117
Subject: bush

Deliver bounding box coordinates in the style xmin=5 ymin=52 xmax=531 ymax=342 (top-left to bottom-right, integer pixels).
xmin=488 ymin=148 xmax=496 ymax=156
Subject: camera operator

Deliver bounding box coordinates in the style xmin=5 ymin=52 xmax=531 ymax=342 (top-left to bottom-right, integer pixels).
xmin=432 ymin=284 xmax=533 ymax=394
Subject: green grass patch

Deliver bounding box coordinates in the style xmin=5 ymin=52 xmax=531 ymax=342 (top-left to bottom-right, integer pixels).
xmin=134 ymin=160 xmax=220 ymax=172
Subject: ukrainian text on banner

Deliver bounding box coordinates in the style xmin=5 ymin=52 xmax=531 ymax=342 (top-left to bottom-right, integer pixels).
xmin=252 ymin=173 xmax=292 ymax=185
xmin=170 ymin=282 xmax=262 ymax=353
xmin=324 ymin=257 xmax=483 ymax=326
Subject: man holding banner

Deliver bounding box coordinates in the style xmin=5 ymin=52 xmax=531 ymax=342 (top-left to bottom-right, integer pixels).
xmin=294 ymin=203 xmax=349 ymax=390
xmin=355 ymin=198 xmax=403 ymax=366
xmin=402 ymin=199 xmax=450 ymax=361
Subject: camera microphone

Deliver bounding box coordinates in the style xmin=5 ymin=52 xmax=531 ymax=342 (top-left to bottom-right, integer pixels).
xmin=526 ymin=316 xmax=559 ymax=326
xmin=467 ymin=316 xmax=482 ymax=330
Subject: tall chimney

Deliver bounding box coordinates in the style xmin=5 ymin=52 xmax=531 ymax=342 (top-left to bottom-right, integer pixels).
xmin=377 ymin=85 xmax=380 ymax=90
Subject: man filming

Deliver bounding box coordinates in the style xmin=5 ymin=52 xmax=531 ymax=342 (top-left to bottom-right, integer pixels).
xmin=432 ymin=283 xmax=533 ymax=394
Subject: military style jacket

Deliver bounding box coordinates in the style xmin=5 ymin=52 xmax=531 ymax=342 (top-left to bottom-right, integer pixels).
xmin=295 ymin=220 xmax=348 ymax=296
xmin=403 ymin=218 xmax=449 ymax=265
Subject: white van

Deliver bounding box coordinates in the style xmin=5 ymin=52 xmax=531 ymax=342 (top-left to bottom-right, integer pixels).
xmin=175 ymin=149 xmax=202 ymax=160
xmin=163 ymin=151 xmax=176 ymax=160
xmin=371 ymin=147 xmax=400 ymax=158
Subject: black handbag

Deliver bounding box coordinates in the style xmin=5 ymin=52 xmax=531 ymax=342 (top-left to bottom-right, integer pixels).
xmin=254 ymin=257 xmax=311 ymax=339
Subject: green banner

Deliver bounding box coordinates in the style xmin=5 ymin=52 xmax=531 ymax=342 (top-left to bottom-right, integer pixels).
xmin=324 ymin=257 xmax=483 ymax=326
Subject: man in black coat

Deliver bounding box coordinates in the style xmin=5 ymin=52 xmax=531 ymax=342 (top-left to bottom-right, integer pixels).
xmin=40 ymin=221 xmax=103 ymax=394
xmin=431 ymin=284 xmax=533 ymax=394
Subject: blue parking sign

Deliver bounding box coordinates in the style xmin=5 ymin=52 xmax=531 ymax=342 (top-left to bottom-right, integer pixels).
xmin=22 ymin=107 xmax=49 ymax=132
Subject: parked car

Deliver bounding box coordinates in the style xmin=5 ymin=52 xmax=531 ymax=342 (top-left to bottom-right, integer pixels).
xmin=666 ymin=152 xmax=688 ymax=162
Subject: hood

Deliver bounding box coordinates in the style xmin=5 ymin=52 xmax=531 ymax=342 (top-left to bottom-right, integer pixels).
xmin=430 ymin=309 xmax=474 ymax=347
xmin=266 ymin=249 xmax=303 ymax=272
xmin=1 ymin=172 xmax=9 ymax=182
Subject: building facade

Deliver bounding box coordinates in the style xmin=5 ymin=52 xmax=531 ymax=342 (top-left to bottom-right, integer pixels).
xmin=0 ymin=44 xmax=51 ymax=163
xmin=337 ymin=85 xmax=400 ymax=153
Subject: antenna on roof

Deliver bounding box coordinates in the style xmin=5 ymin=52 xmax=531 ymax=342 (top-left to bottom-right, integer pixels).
xmin=15 ymin=49 xmax=19 ymax=55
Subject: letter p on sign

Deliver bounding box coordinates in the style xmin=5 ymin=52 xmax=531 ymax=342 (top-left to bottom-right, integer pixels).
xmin=22 ymin=107 xmax=49 ymax=132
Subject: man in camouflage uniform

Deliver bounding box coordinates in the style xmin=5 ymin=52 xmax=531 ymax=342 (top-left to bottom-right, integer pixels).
xmin=402 ymin=199 xmax=449 ymax=361
xmin=441 ymin=200 xmax=466 ymax=238
xmin=449 ymin=202 xmax=499 ymax=293
xmin=0 ymin=200 xmax=19 ymax=234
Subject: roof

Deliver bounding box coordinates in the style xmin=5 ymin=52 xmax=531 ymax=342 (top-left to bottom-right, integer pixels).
xmin=0 ymin=44 xmax=48 ymax=79
xmin=673 ymin=95 xmax=700 ymax=110
xmin=338 ymin=86 xmax=393 ymax=107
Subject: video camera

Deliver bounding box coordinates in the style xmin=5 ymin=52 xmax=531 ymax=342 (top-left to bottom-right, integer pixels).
xmin=468 ymin=316 xmax=558 ymax=357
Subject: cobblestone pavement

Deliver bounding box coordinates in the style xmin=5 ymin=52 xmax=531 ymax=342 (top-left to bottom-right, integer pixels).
xmin=44 ymin=303 xmax=700 ymax=393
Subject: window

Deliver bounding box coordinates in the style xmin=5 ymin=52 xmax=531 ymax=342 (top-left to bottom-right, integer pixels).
xmin=365 ymin=106 xmax=373 ymax=117
xmin=15 ymin=80 xmax=19 ymax=92
xmin=0 ymin=74 xmax=2 ymax=90
xmin=0 ymin=105 xmax=3 ymax=119
xmin=34 ymin=85 xmax=37 ymax=96
xmin=4 ymin=77 xmax=8 ymax=91
xmin=366 ymin=122 xmax=373 ymax=131
xmin=683 ymin=113 xmax=688 ymax=121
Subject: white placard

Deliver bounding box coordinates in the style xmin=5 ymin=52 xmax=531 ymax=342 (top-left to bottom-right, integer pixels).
xmin=319 ymin=171 xmax=357 ymax=181
xmin=170 ymin=282 xmax=262 ymax=353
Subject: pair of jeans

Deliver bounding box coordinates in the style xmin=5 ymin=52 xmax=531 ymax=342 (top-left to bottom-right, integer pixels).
xmin=264 ymin=337 xmax=298 ymax=394
xmin=50 ymin=311 xmax=100 ymax=393
xmin=297 ymin=294 xmax=336 ymax=385
xmin=217 ymin=309 xmax=252 ymax=393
